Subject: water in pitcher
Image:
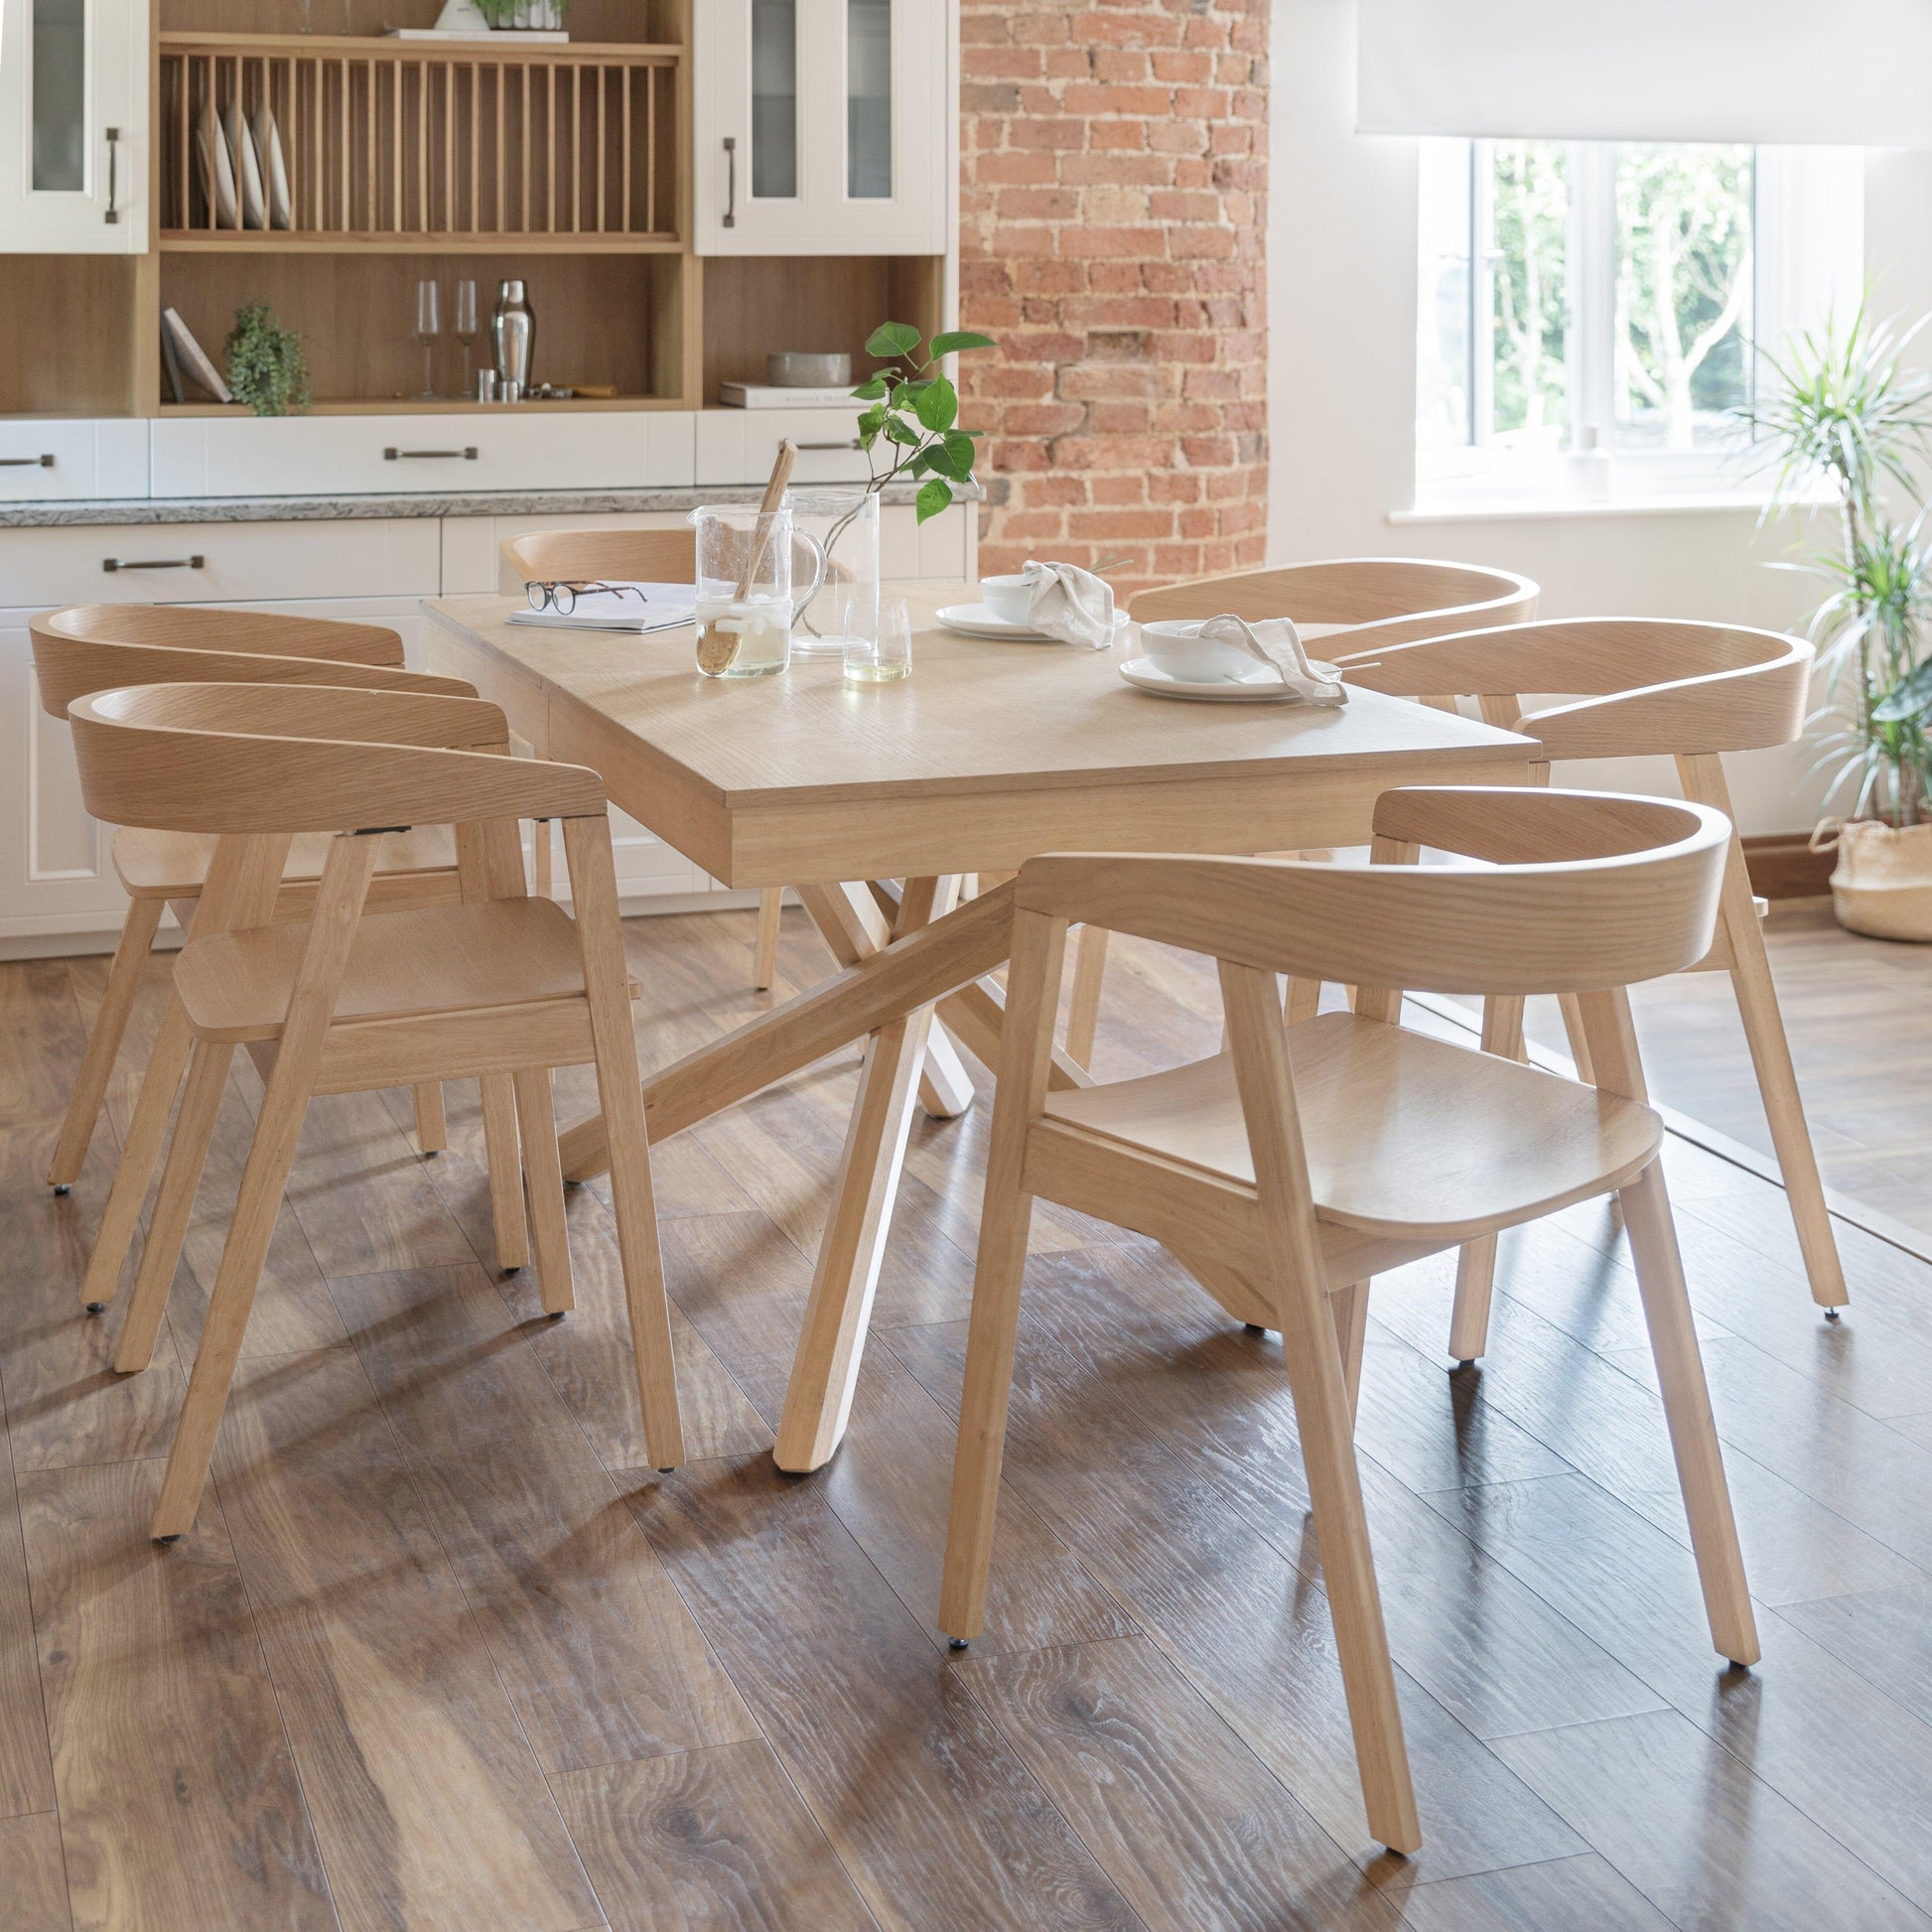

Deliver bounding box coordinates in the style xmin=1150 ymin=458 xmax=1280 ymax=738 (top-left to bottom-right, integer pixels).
xmin=695 ymin=593 xmax=792 ymax=677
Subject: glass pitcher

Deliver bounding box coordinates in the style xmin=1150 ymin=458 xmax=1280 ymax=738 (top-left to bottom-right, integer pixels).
xmin=689 ymin=504 xmax=824 ymax=678
xmin=787 ymin=488 xmax=881 ymax=659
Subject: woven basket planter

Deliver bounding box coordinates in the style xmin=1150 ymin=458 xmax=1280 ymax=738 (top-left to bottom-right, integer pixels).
xmin=1812 ymin=817 xmax=1932 ymax=941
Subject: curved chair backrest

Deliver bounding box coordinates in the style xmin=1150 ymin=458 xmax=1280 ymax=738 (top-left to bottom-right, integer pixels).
xmin=31 ymin=621 xmax=473 ymax=718
xmin=31 ymin=606 xmax=404 ymax=718
xmin=1330 ymin=618 xmax=1812 ymax=759
xmin=1016 ymin=787 xmax=1729 ymax=998
xmin=68 ymin=682 xmax=603 ymax=837
xmin=1125 ymin=558 xmax=1540 ymax=648
xmin=502 ymin=526 xmax=697 ymax=588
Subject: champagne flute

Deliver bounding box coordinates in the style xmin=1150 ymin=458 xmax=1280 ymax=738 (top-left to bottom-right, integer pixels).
xmin=414 ymin=279 xmax=442 ymax=400
xmin=453 ymin=279 xmax=480 ymax=394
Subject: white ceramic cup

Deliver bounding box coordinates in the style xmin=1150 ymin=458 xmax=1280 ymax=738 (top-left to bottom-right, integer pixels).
xmin=980 ymin=574 xmax=1034 ymax=625
xmin=1137 ymin=619 xmax=1255 ymax=681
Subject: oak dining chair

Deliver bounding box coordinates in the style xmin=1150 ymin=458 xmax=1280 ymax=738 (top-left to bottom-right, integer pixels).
xmin=1060 ymin=559 xmax=1543 ymax=1063
xmin=29 ymin=611 xmax=537 ymax=1289
xmin=939 ymin=785 xmax=1758 ymax=1857
xmin=65 ymin=679 xmax=684 ymax=1539
xmin=1324 ymin=618 xmax=1845 ymax=1354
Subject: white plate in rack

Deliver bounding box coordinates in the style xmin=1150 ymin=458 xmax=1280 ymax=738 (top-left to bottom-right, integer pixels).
xmin=1118 ymin=655 xmax=1301 ymax=702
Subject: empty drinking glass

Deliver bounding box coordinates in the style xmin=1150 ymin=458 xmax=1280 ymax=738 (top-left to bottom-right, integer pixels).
xmin=845 ymin=596 xmax=911 ymax=683
xmin=414 ymin=280 xmax=442 ymax=399
xmin=453 ymin=279 xmax=480 ymax=392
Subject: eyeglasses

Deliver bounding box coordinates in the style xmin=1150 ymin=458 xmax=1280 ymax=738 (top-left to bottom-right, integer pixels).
xmin=525 ymin=580 xmax=648 ymax=616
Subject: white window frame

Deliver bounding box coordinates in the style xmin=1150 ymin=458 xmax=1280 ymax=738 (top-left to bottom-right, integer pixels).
xmin=1415 ymin=139 xmax=1864 ymax=509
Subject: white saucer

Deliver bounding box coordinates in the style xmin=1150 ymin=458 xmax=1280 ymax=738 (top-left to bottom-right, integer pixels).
xmin=1118 ymin=655 xmax=1298 ymax=702
xmin=935 ymin=602 xmax=1056 ymax=641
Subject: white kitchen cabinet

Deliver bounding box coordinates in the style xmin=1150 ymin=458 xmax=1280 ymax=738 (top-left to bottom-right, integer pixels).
xmin=0 ymin=0 xmax=148 ymax=252
xmin=694 ymin=0 xmax=950 ymax=255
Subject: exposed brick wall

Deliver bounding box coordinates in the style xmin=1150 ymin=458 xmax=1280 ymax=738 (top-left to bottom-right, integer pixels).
xmin=958 ymin=1 xmax=1269 ymax=593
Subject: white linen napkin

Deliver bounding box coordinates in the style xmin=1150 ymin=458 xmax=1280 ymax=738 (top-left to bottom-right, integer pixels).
xmin=1021 ymin=559 xmax=1119 ymax=648
xmin=1196 ymin=613 xmax=1349 ymax=707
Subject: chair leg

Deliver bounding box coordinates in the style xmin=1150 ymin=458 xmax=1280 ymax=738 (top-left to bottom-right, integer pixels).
xmin=1285 ymin=976 xmax=1322 ymax=1027
xmin=1620 ymin=1157 xmax=1760 ymax=1668
xmin=1448 ymin=995 xmax=1526 ymax=1363
xmin=1063 ymin=924 xmax=1109 ymax=1069
xmin=479 ymin=1073 xmax=529 ymax=1273
xmin=411 ymin=1081 xmax=448 ymax=1156
xmin=1557 ymin=993 xmax=1594 ymax=1083
xmin=513 ymin=1065 xmax=574 ymax=1316
xmin=77 ymin=998 xmax=196 ymax=1313
xmin=114 ymin=1038 xmax=234 ymax=1375
xmin=1725 ymin=928 xmax=1848 ymax=1311
xmin=150 ymin=1053 xmax=315 ymax=1541
xmin=532 ymin=818 xmax=555 ymax=899
xmin=754 ymin=887 xmax=783 ymax=991
xmin=1330 ymin=1280 xmax=1369 ymax=1424
xmin=48 ymin=895 xmax=166 ymax=1190
xmin=1278 ymin=1276 xmax=1421 ymax=1854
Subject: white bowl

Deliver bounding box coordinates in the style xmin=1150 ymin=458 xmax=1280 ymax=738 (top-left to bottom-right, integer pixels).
xmin=1137 ymin=619 xmax=1254 ymax=681
xmin=979 ymin=575 xmax=1034 ymax=626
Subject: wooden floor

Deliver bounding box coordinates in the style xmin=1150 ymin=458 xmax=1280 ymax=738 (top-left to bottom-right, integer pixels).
xmin=5 ymin=897 xmax=1932 ymax=1931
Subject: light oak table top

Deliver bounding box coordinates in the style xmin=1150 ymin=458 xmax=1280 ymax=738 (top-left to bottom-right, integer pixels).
xmin=422 ymin=583 xmax=1541 ymax=887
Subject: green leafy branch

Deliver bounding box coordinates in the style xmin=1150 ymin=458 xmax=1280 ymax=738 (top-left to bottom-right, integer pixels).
xmin=852 ymin=321 xmax=998 ymax=524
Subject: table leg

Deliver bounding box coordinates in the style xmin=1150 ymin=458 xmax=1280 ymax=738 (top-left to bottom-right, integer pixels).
xmin=775 ymin=875 xmax=960 ymax=1472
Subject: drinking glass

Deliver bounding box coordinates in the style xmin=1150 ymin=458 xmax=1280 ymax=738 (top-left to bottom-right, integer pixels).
xmin=691 ymin=503 xmax=819 ymax=678
xmin=845 ymin=596 xmax=911 ymax=683
xmin=414 ymin=280 xmax=442 ymax=399
xmin=452 ymin=279 xmax=480 ymax=392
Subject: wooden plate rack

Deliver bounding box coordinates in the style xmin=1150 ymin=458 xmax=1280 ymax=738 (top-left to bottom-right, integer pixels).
xmin=159 ymin=33 xmax=681 ymax=247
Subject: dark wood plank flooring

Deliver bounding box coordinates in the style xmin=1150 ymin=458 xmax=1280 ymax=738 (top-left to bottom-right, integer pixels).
xmin=2 ymin=898 xmax=1930 ymax=1930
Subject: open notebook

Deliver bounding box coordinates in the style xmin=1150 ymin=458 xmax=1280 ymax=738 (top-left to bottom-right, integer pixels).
xmin=506 ymin=581 xmax=697 ymax=633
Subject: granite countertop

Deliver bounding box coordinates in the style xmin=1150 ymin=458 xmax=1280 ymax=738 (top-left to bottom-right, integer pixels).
xmin=0 ymin=480 xmax=960 ymax=529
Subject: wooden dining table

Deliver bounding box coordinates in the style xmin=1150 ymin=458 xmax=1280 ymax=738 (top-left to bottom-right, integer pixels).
xmin=422 ymin=581 xmax=1540 ymax=1472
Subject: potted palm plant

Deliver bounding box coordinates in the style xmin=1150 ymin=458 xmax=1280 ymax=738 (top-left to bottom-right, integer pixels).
xmin=1747 ymin=306 xmax=1932 ymax=937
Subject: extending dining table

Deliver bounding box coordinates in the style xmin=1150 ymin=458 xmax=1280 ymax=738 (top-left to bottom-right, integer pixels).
xmin=422 ymin=581 xmax=1540 ymax=1472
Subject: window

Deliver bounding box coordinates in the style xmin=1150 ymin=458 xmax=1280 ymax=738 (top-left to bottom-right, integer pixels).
xmin=1417 ymin=138 xmax=1863 ymax=504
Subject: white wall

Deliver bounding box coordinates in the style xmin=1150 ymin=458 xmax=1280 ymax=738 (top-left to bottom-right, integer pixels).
xmin=1267 ymin=0 xmax=1932 ymax=834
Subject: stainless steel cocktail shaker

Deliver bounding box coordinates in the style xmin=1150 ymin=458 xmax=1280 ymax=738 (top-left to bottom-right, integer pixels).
xmin=491 ymin=280 xmax=534 ymax=395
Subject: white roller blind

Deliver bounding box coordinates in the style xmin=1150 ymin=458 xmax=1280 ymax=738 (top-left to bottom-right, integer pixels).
xmin=1358 ymin=0 xmax=1932 ymax=146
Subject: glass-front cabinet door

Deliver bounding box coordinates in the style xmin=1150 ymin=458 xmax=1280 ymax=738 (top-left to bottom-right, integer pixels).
xmin=0 ymin=0 xmax=147 ymax=251
xmin=695 ymin=0 xmax=948 ymax=255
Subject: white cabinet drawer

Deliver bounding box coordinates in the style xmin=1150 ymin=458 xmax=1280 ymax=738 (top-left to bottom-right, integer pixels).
xmin=154 ymin=411 xmax=697 ymax=499
xmin=0 ymin=420 xmax=151 ymax=501
xmin=0 ymin=518 xmax=442 ymax=608
xmin=695 ymin=408 xmax=870 ymax=486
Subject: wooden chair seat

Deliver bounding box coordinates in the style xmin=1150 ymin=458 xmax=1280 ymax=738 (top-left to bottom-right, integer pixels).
xmin=171 ymin=897 xmax=611 ymax=1042
xmin=1044 ymin=1014 xmax=1662 ymax=1242
xmin=111 ymin=822 xmax=459 ymax=898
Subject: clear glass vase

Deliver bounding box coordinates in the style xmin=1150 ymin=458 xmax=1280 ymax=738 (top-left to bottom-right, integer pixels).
xmin=787 ymin=488 xmax=880 ymax=658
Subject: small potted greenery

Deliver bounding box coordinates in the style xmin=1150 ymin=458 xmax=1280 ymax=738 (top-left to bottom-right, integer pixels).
xmin=224 ymin=303 xmax=311 ymax=417
xmin=475 ymin=0 xmax=567 ymax=29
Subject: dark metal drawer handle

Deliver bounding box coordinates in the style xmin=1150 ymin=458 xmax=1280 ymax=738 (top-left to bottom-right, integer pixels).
xmin=723 ymin=135 xmax=737 ymax=227
xmin=384 ymin=446 xmax=480 ymax=460
xmin=103 ymin=555 xmax=206 ymax=573
xmin=104 ymin=127 xmax=120 ymax=224
xmin=0 ymin=454 xmax=54 ymax=468
xmin=796 ymin=439 xmax=863 ymax=452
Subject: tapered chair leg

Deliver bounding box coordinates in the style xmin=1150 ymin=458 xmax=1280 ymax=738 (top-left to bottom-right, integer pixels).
xmin=1278 ymin=1278 xmax=1420 ymax=1854
xmin=115 ymin=1037 xmax=235 ymax=1374
xmin=1063 ymin=924 xmax=1109 ymax=1069
xmin=754 ymin=887 xmax=782 ymax=991
xmin=1331 ymin=1280 xmax=1369 ymax=1423
xmin=412 ymin=1082 xmax=448 ymax=1155
xmin=1285 ymin=976 xmax=1322 ymax=1027
xmin=78 ymin=997 xmax=196 ymax=1312
xmin=479 ymin=1073 xmax=529 ymax=1272
xmin=1620 ymin=1157 xmax=1760 ymax=1667
xmin=48 ymin=895 xmax=166 ymax=1189
xmin=1448 ymin=995 xmax=1527 ymax=1363
xmin=1557 ymin=993 xmax=1594 ymax=1083
xmin=513 ymin=1065 xmax=574 ymax=1315
xmin=565 ymin=814 xmax=683 ymax=1469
